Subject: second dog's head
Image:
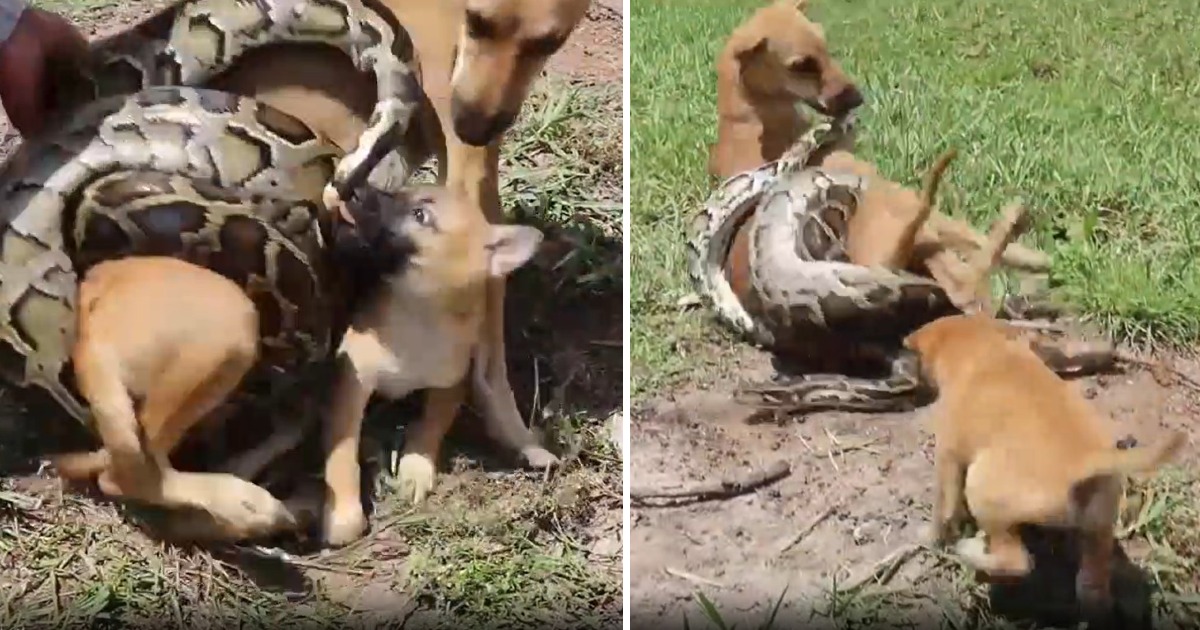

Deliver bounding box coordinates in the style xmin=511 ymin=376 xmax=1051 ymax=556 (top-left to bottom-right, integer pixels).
xmin=729 ymin=0 xmax=863 ymax=117
xmin=332 ymin=185 xmax=543 ymax=319
xmin=450 ymin=0 xmax=592 ymax=146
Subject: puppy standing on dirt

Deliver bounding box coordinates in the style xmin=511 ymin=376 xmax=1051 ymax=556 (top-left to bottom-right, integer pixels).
xmin=707 ymin=0 xmax=863 ymax=182
xmin=903 ymin=314 xmax=1186 ymax=621
xmin=52 ymin=257 xmax=297 ymax=543
xmin=321 ymin=185 xmax=543 ymax=547
xmin=203 ymin=0 xmax=592 ymax=503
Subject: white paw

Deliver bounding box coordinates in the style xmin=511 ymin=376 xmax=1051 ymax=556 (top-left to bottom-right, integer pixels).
xmin=323 ymin=504 xmax=367 ymax=548
xmin=208 ymin=481 xmax=297 ymax=541
xmin=954 ymin=534 xmax=989 ymax=567
xmin=396 ymin=453 xmax=437 ymax=505
xmin=521 ymin=445 xmax=560 ymax=470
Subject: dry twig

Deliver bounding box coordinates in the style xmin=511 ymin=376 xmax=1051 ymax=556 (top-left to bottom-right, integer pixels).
xmin=630 ymin=460 xmax=791 ymax=505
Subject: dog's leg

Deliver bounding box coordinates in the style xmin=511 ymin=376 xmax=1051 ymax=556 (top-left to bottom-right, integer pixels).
xmin=446 ymin=140 xmax=559 ymax=471
xmin=927 ymin=213 xmax=1051 ymax=273
xmin=134 ymin=348 xmax=296 ymax=542
xmin=396 ymin=381 xmax=467 ymax=504
xmin=1076 ymin=528 xmax=1116 ymax=625
xmin=954 ymin=524 xmax=1034 ymax=578
xmin=930 ymin=450 xmax=968 ymax=547
xmin=321 ymin=357 xmax=376 ymax=547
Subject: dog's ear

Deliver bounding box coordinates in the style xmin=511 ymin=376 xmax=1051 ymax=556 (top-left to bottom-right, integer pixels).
xmin=734 ymin=37 xmax=768 ymax=64
xmin=778 ymin=0 xmax=810 ymax=14
xmin=486 ymin=224 xmax=543 ymax=277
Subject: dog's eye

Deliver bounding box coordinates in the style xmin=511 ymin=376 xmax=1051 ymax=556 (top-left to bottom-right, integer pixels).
xmin=465 ymin=10 xmax=494 ymax=40
xmin=789 ymin=56 xmax=821 ymax=75
xmin=410 ymin=205 xmax=431 ymax=226
xmin=523 ymin=34 xmax=565 ymax=57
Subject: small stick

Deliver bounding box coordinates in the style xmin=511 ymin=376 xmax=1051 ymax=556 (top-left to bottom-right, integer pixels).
xmin=776 ymin=503 xmax=840 ymax=555
xmin=840 ymin=543 xmax=924 ymax=593
xmin=665 ymin=567 xmax=725 ymax=588
xmin=631 ymin=460 xmax=792 ymax=504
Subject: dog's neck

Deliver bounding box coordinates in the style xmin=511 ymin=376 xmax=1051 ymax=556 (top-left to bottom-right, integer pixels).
xmin=713 ymin=53 xmax=809 ymax=169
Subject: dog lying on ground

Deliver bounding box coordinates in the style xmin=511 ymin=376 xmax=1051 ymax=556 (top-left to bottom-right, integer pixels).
xmin=817 ymin=148 xmax=1049 ymax=311
xmin=51 ymin=256 xmax=300 ymax=542
xmin=195 ymin=0 xmax=590 ymax=502
xmin=321 ymin=185 xmax=543 ymax=547
xmin=707 ymin=0 xmax=863 ymax=181
xmin=903 ymin=313 xmax=1186 ymax=622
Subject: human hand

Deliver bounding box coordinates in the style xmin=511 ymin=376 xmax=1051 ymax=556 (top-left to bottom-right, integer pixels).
xmin=0 ymin=7 xmax=89 ymax=137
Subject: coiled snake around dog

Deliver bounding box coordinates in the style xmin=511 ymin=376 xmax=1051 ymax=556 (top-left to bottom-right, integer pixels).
xmin=0 ymin=86 xmax=344 ymax=425
xmin=686 ymin=119 xmax=960 ymax=416
xmin=53 ymin=0 xmax=422 ymax=208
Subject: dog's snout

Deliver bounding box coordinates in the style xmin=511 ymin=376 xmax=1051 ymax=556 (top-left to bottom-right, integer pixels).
xmin=828 ymin=85 xmax=865 ymax=116
xmin=451 ymin=97 xmax=517 ymax=147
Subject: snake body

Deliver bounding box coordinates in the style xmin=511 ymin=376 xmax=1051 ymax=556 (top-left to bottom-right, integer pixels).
xmin=53 ymin=0 xmax=421 ymax=203
xmin=0 ymin=86 xmax=342 ymax=424
xmin=686 ymin=121 xmax=959 ymax=415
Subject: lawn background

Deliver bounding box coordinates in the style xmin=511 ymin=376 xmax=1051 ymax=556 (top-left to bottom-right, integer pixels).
xmin=630 ymin=0 xmax=1200 ymax=398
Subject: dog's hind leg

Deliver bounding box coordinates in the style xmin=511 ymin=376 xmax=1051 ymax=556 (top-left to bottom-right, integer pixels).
xmin=471 ymin=330 xmax=560 ymax=469
xmin=930 ymin=448 xmax=969 ymax=547
xmin=954 ymin=525 xmax=1033 ymax=579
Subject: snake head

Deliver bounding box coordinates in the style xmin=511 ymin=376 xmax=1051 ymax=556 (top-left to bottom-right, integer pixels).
xmin=332 ymin=185 xmax=543 ymax=311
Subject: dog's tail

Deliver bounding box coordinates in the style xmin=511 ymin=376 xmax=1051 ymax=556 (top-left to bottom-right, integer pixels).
xmin=899 ymin=148 xmax=959 ymax=253
xmin=1077 ymin=431 xmax=1187 ymax=481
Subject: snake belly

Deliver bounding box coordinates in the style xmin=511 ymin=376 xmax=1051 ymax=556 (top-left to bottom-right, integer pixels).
xmin=52 ymin=0 xmax=421 ymax=201
xmin=0 ymin=86 xmax=342 ymax=425
xmin=686 ymin=120 xmax=959 ymax=413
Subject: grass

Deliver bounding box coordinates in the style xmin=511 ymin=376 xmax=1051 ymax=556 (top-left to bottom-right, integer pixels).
xmin=0 ymin=6 xmax=623 ymax=625
xmin=630 ymin=0 xmax=1200 ymax=398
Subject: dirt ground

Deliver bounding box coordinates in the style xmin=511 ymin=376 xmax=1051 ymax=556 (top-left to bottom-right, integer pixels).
xmin=0 ymin=1 xmax=624 ymax=628
xmin=630 ymin=341 xmax=1200 ymax=628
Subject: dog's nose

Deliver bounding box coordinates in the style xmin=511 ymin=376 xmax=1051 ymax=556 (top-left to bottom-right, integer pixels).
xmin=829 ymin=86 xmax=865 ymax=116
xmin=451 ymin=98 xmax=518 ymax=147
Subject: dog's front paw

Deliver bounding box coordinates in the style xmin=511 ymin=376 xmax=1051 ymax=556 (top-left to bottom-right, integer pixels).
xmin=520 ymin=445 xmax=560 ymax=470
xmin=203 ymin=479 xmax=298 ymax=542
xmin=954 ymin=534 xmax=989 ymax=569
xmin=323 ymin=504 xmax=368 ymax=548
xmin=396 ymin=453 xmax=436 ymax=504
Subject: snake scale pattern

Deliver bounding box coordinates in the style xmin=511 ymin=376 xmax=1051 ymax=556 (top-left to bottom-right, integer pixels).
xmin=0 ymin=0 xmax=426 ymax=435
xmin=686 ymin=119 xmax=960 ymax=417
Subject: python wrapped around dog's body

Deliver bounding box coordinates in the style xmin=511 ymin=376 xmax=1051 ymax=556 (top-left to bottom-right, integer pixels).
xmin=48 ymin=0 xmax=424 ymax=204
xmin=0 ymin=86 xmax=346 ymax=444
xmin=686 ymin=120 xmax=959 ymax=418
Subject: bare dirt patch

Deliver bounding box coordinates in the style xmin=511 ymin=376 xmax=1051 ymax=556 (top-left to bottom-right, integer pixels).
xmin=630 ymin=346 xmax=1200 ymax=629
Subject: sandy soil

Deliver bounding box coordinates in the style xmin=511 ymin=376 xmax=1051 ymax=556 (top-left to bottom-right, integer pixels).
xmin=629 ymin=343 xmax=1200 ymax=628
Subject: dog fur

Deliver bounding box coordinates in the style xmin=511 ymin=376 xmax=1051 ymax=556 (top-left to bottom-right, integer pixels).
xmin=321 ymin=185 xmax=544 ymax=547
xmin=815 ymin=148 xmax=1050 ymax=309
xmin=707 ymin=0 xmax=863 ymax=182
xmin=200 ymin=0 xmax=589 ymax=501
xmin=903 ymin=314 xmax=1186 ymax=620
xmin=50 ymin=256 xmax=299 ymax=542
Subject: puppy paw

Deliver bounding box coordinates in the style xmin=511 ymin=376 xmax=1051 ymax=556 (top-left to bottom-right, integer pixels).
xmin=396 ymin=453 xmax=437 ymax=505
xmin=323 ymin=504 xmax=368 ymax=548
xmin=520 ymin=445 xmax=560 ymax=470
xmin=954 ymin=535 xmax=989 ymax=568
xmin=206 ymin=481 xmax=297 ymax=542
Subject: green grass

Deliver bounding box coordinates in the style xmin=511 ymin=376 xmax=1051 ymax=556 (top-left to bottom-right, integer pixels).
xmin=630 ymin=0 xmax=1200 ymax=397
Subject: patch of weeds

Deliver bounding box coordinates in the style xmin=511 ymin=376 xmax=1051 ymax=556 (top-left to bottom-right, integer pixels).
xmin=0 ymin=483 xmax=348 ymax=628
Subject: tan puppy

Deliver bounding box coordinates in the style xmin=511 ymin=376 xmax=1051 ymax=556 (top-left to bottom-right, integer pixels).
xmin=321 ymin=185 xmax=543 ymax=547
xmin=903 ymin=314 xmax=1186 ymax=619
xmin=51 ymin=256 xmax=297 ymax=542
xmin=818 ymin=149 xmax=1049 ymax=309
xmin=707 ymin=0 xmax=863 ymax=181
xmin=205 ymin=0 xmax=589 ymax=497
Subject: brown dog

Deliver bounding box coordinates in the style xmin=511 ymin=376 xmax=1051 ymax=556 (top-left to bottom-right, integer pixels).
xmin=51 ymin=256 xmax=297 ymax=542
xmin=201 ymin=0 xmax=589 ymax=500
xmin=707 ymin=0 xmax=863 ymax=181
xmin=321 ymin=185 xmax=543 ymax=547
xmin=903 ymin=314 xmax=1186 ymax=619
xmin=817 ymin=148 xmax=1049 ymax=309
